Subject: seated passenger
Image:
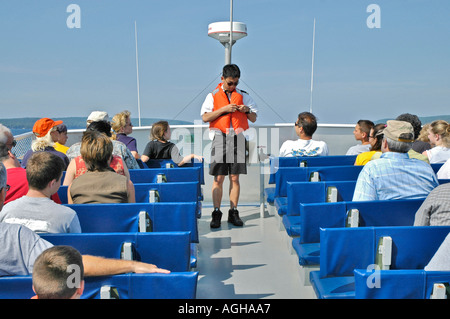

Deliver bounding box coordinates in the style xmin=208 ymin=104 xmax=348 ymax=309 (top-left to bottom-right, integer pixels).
xmin=0 ymin=163 xmax=170 ymax=277
xmin=68 ymin=130 xmax=135 ymax=204
xmin=66 ymin=111 xmax=140 ymax=170
xmin=414 ymin=182 xmax=450 ymax=226
xmin=0 ymin=152 xmax=81 ymax=233
xmin=32 ymin=246 xmax=85 ymax=299
xmin=0 ymin=142 xmax=61 ymax=204
xmin=396 ymin=113 xmax=431 ymax=154
xmin=423 ymin=120 xmax=450 ymax=163
xmin=141 ymin=120 xmax=203 ymax=166
xmin=21 ymin=118 xmax=70 ymax=169
xmin=112 ymin=110 xmax=140 ymax=159
xmin=279 ymin=112 xmax=328 ymax=157
xmin=346 ymin=119 xmax=374 ymax=155
xmin=63 ymin=121 xmax=129 ymax=186
xmin=418 ymin=123 xmax=432 ymax=146
xmin=352 ymin=120 xmax=438 ymax=201
xmin=354 ymin=123 xmax=385 ymax=165
xmin=52 ymin=124 xmax=69 ymax=154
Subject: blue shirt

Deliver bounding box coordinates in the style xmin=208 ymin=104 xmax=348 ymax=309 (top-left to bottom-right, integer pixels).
xmin=352 ymin=152 xmax=438 ymax=201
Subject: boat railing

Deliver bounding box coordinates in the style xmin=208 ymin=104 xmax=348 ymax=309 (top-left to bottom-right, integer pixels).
xmin=12 ymin=123 xmax=356 ymax=205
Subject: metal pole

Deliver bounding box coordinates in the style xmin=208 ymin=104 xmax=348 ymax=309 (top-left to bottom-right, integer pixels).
xmin=227 ymin=0 xmax=233 ymax=65
xmin=135 ymin=21 xmax=142 ymax=127
xmin=309 ymin=18 xmax=316 ymax=114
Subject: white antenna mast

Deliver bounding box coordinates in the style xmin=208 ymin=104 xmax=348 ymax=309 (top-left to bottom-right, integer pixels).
xmin=208 ymin=0 xmax=247 ymax=66
xmin=228 ymin=0 xmax=233 ymax=64
xmin=135 ymin=20 xmax=142 ymax=127
xmin=310 ymin=18 xmax=316 ymax=114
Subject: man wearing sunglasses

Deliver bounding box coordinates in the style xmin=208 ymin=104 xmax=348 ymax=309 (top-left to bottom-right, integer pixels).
xmin=201 ymin=64 xmax=258 ymax=228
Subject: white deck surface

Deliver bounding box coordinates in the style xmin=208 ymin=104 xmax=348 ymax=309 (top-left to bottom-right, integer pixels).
xmin=196 ymin=204 xmax=316 ymax=299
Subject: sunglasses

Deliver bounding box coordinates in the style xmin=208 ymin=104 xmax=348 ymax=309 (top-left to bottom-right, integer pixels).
xmin=1 ymin=185 xmax=10 ymax=192
xmin=226 ymin=81 xmax=239 ymax=87
xmin=7 ymin=140 xmax=17 ymax=148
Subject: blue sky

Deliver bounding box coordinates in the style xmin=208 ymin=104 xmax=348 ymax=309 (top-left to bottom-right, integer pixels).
xmin=1 ymin=0 xmax=449 ymax=125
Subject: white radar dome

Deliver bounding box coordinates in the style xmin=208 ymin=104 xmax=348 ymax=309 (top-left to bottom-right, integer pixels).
xmin=208 ymin=21 xmax=247 ymax=43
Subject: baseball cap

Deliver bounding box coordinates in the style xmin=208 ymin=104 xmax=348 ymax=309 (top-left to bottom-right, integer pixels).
xmin=86 ymin=111 xmax=109 ymax=125
xmin=33 ymin=118 xmax=63 ymax=138
xmin=383 ymin=120 xmax=414 ymax=143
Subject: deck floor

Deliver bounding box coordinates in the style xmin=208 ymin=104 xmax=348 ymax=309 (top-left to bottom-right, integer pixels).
xmin=196 ymin=204 xmax=316 ymax=299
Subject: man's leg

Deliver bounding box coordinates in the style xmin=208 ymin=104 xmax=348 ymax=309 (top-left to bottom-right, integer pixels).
xmin=212 ymin=175 xmax=225 ymax=209
xmin=228 ymin=173 xmax=243 ymax=226
xmin=210 ymin=174 xmax=225 ymax=228
xmin=229 ymin=174 xmax=240 ymax=209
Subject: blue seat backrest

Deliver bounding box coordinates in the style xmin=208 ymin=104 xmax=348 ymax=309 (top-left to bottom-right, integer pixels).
xmin=66 ymin=202 xmax=199 ymax=242
xmin=269 ymin=156 xmax=358 ymax=184
xmin=0 ymin=272 xmax=199 ymax=299
xmin=275 ymin=165 xmax=362 ymax=197
xmin=58 ymin=182 xmax=200 ymax=204
xmin=274 ymin=167 xmax=309 ymax=197
xmin=354 ymin=269 xmax=450 ymax=299
xmin=269 ymin=157 xmax=299 ymax=183
xmin=128 ymin=167 xmax=201 ymax=184
xmin=319 ymin=226 xmax=450 ymax=278
xmin=309 ymin=165 xmax=363 ymax=181
xmin=144 ymin=159 xmax=204 ymax=184
xmin=287 ymin=181 xmax=356 ymax=215
xmin=40 ymin=232 xmax=191 ymax=272
xmin=134 ymin=182 xmax=200 ymax=203
xmin=300 ymin=198 xmax=425 ymax=244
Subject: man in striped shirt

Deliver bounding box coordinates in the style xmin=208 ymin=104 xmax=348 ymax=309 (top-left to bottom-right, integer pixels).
xmin=414 ymin=183 xmax=450 ymax=226
xmin=353 ymin=120 xmax=438 ymax=202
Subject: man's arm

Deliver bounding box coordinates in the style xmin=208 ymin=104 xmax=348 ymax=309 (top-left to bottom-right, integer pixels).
xmin=82 ymin=255 xmax=170 ymax=277
xmin=202 ymin=104 xmax=238 ymax=123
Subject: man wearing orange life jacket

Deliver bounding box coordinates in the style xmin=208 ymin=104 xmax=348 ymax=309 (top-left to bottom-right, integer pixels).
xmin=201 ymin=64 xmax=258 ymax=228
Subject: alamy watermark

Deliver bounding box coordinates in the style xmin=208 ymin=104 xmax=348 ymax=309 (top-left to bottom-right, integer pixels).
xmin=66 ymin=264 xmax=82 ymax=289
xmin=65 ymin=4 xmax=381 ymax=30
xmin=66 ymin=4 xmax=81 ymax=29
xmin=367 ymin=4 xmax=381 ymax=29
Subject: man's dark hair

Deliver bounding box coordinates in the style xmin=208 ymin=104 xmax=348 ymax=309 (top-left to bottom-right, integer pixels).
xmin=222 ymin=64 xmax=241 ymax=79
xmin=297 ymin=112 xmax=318 ymax=137
xmin=396 ymin=113 xmax=421 ymax=139
xmin=357 ymin=120 xmax=375 ymax=136
xmin=86 ymin=120 xmax=112 ymax=137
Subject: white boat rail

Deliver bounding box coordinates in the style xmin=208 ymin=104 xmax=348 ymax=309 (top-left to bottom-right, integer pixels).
xmin=13 ymin=122 xmax=357 ymax=206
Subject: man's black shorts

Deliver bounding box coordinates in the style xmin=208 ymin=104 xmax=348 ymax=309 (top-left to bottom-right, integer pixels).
xmin=209 ymin=131 xmax=247 ymax=176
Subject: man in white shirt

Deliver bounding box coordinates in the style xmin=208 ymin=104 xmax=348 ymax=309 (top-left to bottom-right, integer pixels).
xmin=279 ymin=112 xmax=328 ymax=157
xmin=200 ymin=64 xmax=258 ymax=228
xmin=346 ymin=119 xmax=374 ymax=155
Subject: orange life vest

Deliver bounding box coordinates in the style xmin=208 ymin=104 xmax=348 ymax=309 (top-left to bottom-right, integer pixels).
xmin=210 ymin=83 xmax=249 ymax=134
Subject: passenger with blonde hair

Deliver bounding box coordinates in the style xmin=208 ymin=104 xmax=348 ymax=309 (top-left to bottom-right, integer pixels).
xmin=423 ymin=120 xmax=450 ymax=163
xmin=141 ymin=120 xmax=203 ymax=166
xmin=21 ymin=118 xmax=70 ymax=169
xmin=112 ymin=110 xmax=140 ymax=159
xmin=68 ymin=130 xmax=135 ymax=204
xmin=418 ymin=123 xmax=432 ymax=145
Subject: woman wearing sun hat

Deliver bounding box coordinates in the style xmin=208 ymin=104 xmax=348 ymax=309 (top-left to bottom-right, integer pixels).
xmin=20 ymin=118 xmax=70 ymax=169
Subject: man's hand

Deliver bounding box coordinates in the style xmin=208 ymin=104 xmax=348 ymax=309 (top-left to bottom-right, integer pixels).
xmin=237 ymin=105 xmax=250 ymax=113
xmin=224 ymin=103 xmax=239 ymax=113
xmin=132 ymin=261 xmax=171 ymax=274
